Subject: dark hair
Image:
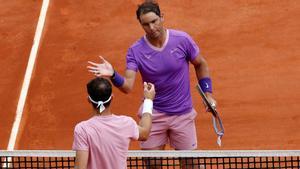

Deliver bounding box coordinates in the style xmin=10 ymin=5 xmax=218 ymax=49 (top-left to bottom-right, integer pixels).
xmin=87 ymin=77 xmax=112 ymax=109
xmin=136 ymin=1 xmax=161 ymax=21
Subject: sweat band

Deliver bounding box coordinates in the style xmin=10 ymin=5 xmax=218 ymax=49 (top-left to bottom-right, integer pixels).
xmin=88 ymin=95 xmax=112 ymax=113
xmin=111 ymin=71 xmax=125 ymax=87
xmin=142 ymin=99 xmax=153 ymax=115
xmin=198 ymin=77 xmax=213 ymax=93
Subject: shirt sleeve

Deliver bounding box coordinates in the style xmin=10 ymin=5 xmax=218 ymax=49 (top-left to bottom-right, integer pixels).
xmin=184 ymin=33 xmax=200 ymax=61
xmin=72 ymin=124 xmax=89 ymax=151
xmin=126 ymin=48 xmax=138 ymax=72
xmin=127 ymin=117 xmax=139 ymax=140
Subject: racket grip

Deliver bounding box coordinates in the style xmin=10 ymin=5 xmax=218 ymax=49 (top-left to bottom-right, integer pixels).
xmin=217 ymin=136 xmax=222 ymax=147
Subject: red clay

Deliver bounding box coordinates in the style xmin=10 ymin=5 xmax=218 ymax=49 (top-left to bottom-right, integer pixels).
xmin=1 ymin=1 xmax=299 ymax=150
xmin=0 ymin=0 xmax=42 ymax=149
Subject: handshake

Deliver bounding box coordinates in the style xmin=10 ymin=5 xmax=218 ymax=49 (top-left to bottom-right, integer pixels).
xmin=142 ymin=82 xmax=155 ymax=115
xmin=143 ymin=82 xmax=155 ymax=100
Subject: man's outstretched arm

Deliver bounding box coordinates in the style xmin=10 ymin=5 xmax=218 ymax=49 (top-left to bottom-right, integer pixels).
xmin=87 ymin=56 xmax=137 ymax=93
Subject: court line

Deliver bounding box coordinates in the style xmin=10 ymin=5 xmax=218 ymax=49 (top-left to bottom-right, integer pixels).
xmin=7 ymin=0 xmax=50 ymax=151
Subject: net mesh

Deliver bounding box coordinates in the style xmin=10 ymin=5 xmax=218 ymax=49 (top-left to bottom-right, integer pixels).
xmin=1 ymin=150 xmax=300 ymax=169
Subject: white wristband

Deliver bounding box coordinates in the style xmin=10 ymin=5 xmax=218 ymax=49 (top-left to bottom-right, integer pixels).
xmin=142 ymin=99 xmax=153 ymax=115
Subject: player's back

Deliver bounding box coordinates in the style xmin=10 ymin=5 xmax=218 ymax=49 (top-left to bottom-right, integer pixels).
xmin=74 ymin=114 xmax=139 ymax=169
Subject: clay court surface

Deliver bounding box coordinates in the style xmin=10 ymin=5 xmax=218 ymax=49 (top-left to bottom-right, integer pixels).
xmin=0 ymin=0 xmax=299 ymax=150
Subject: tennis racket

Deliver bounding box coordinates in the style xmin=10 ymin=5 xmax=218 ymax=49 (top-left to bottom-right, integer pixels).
xmin=196 ymin=84 xmax=224 ymax=147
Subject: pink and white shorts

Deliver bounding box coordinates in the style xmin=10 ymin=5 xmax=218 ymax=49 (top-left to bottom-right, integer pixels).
xmin=138 ymin=107 xmax=198 ymax=150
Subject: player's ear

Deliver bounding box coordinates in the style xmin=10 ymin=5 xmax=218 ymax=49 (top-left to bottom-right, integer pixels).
xmin=87 ymin=97 xmax=91 ymax=104
xmin=160 ymin=13 xmax=164 ymax=21
xmin=111 ymin=94 xmax=114 ymax=101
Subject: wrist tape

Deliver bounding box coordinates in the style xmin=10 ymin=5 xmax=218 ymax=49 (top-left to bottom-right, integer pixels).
xmin=142 ymin=99 xmax=153 ymax=115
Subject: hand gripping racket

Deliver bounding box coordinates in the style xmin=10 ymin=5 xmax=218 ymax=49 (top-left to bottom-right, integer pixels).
xmin=196 ymin=84 xmax=224 ymax=147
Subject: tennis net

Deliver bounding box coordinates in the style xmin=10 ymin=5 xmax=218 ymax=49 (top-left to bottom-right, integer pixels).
xmin=1 ymin=150 xmax=300 ymax=168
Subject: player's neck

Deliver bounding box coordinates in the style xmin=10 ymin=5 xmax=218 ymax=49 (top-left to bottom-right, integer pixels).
xmin=93 ymin=108 xmax=112 ymax=116
xmin=146 ymin=29 xmax=167 ymax=48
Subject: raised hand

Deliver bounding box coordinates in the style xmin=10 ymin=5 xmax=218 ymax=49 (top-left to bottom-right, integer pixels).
xmin=87 ymin=56 xmax=114 ymax=77
xmin=143 ymin=82 xmax=155 ymax=100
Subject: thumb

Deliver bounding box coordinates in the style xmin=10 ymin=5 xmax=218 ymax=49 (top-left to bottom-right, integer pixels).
xmin=98 ymin=55 xmax=108 ymax=64
xmin=144 ymin=82 xmax=148 ymax=90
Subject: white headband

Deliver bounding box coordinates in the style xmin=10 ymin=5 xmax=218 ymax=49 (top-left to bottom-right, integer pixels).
xmin=88 ymin=95 xmax=112 ymax=113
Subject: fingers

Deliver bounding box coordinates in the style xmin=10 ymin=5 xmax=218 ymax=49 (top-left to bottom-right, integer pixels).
xmin=143 ymin=82 xmax=155 ymax=95
xmin=209 ymin=98 xmax=217 ymax=109
xmin=87 ymin=69 xmax=99 ymax=74
xmin=87 ymin=69 xmax=103 ymax=77
xmin=87 ymin=56 xmax=106 ymax=67
xmin=98 ymin=55 xmax=113 ymax=67
xmin=87 ymin=65 xmax=99 ymax=71
xmin=205 ymin=101 xmax=217 ymax=112
xmin=87 ymin=59 xmax=105 ymax=72
xmin=87 ymin=61 xmax=99 ymax=66
xmin=143 ymin=82 xmax=155 ymax=100
xmin=87 ymin=65 xmax=101 ymax=76
xmin=87 ymin=63 xmax=105 ymax=77
xmin=87 ymin=56 xmax=115 ymax=78
xmin=211 ymin=102 xmax=217 ymax=109
xmin=98 ymin=55 xmax=105 ymax=61
xmin=87 ymin=62 xmax=101 ymax=75
xmin=204 ymin=94 xmax=217 ymax=111
xmin=98 ymin=56 xmax=106 ymax=64
xmin=143 ymin=82 xmax=147 ymax=90
xmin=202 ymin=101 xmax=211 ymax=112
xmin=144 ymin=82 xmax=151 ymax=91
xmin=144 ymin=82 xmax=154 ymax=91
xmin=148 ymin=83 xmax=155 ymax=91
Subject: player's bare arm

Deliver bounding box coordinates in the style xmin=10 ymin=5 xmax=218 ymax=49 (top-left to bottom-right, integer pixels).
xmin=74 ymin=150 xmax=88 ymax=169
xmin=120 ymin=69 xmax=136 ymax=93
xmin=87 ymin=56 xmax=137 ymax=93
xmin=138 ymin=82 xmax=155 ymax=141
xmin=191 ymin=54 xmax=217 ymax=110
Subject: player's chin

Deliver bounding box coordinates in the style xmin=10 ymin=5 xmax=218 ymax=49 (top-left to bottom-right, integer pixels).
xmin=148 ymin=32 xmax=160 ymax=39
